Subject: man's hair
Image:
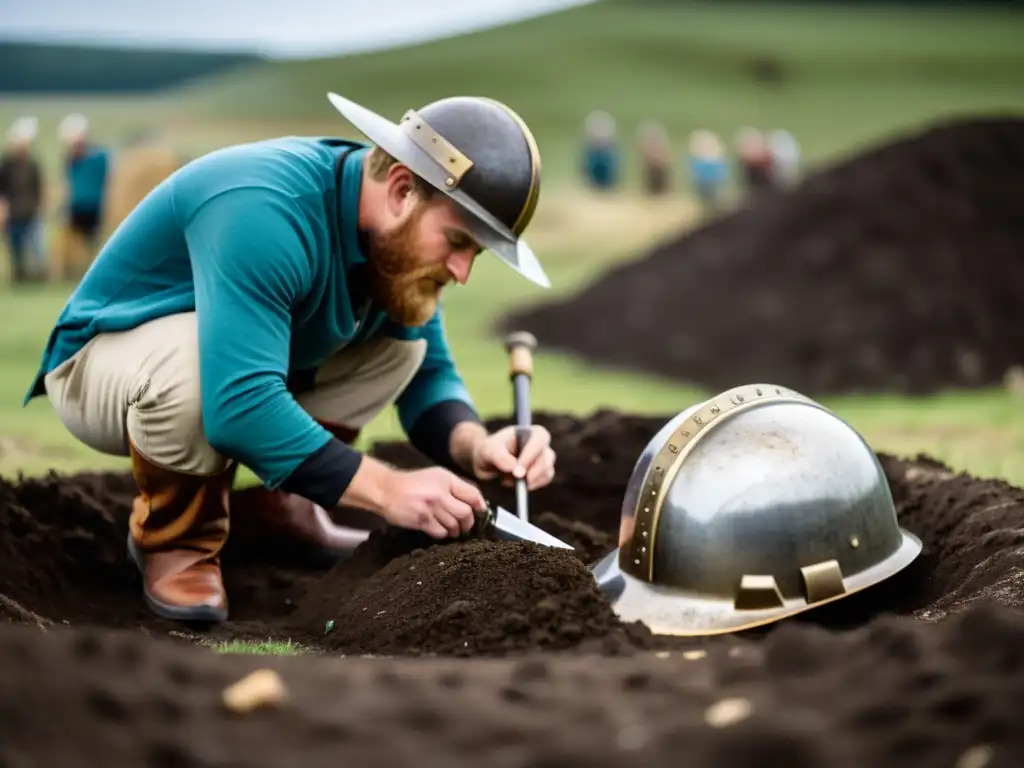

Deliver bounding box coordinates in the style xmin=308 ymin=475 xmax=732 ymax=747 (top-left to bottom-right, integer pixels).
xmin=366 ymin=146 xmax=438 ymax=200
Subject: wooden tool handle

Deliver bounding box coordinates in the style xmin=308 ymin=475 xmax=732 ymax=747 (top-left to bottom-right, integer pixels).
xmin=504 ymin=331 xmax=538 ymax=379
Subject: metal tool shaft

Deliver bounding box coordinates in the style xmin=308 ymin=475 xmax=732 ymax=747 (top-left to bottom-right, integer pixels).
xmin=504 ymin=331 xmax=538 ymax=522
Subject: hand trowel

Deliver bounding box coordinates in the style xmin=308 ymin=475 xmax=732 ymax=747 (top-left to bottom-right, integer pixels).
xmin=474 ymin=501 xmax=574 ymax=550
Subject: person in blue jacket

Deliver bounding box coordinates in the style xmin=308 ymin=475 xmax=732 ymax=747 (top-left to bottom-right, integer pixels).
xmin=580 ymin=110 xmax=621 ymax=191
xmin=26 ymin=92 xmax=556 ymax=624
xmin=58 ymin=113 xmax=110 ymax=277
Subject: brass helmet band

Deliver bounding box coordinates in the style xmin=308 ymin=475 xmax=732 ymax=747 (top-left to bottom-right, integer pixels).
xmin=620 ymin=384 xmax=818 ymax=581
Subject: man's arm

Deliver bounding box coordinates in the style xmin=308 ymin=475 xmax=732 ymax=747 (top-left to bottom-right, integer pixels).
xmin=185 ymin=187 xmax=394 ymax=510
xmin=391 ymin=308 xmax=486 ymax=474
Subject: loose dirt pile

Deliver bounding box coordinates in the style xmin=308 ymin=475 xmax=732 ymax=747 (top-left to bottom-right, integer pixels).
xmin=292 ymin=534 xmax=652 ymax=657
xmin=499 ymin=117 xmax=1024 ymax=395
xmin=4 ymin=409 xmax=1024 ymax=763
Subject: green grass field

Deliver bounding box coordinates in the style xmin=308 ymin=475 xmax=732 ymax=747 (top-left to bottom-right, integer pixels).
xmin=1 ymin=0 xmax=1024 ymax=487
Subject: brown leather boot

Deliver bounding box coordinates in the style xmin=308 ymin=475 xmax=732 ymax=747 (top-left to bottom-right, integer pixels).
xmin=229 ymin=486 xmax=371 ymax=556
xmin=228 ymin=419 xmax=378 ymax=562
xmin=126 ymin=443 xmax=232 ymax=623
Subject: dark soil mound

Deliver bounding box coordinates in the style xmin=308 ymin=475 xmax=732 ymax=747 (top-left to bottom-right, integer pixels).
xmin=3 ymin=409 xmax=1024 ymax=656
xmin=499 ymin=117 xmax=1024 ymax=395
xmin=292 ymin=536 xmax=653 ymax=657
xmin=2 ymin=603 xmax=1024 ymax=767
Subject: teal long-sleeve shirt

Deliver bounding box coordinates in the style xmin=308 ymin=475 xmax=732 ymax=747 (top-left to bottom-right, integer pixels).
xmin=26 ymin=138 xmax=480 ymax=507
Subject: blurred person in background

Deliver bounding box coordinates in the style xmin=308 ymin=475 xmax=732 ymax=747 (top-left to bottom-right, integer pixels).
xmin=26 ymin=91 xmax=558 ymax=624
xmin=580 ymin=110 xmax=621 ymax=192
xmin=637 ymin=121 xmax=672 ymax=196
xmin=735 ymin=127 xmax=775 ymax=196
xmin=55 ymin=113 xmax=110 ymax=280
xmin=0 ymin=117 xmax=45 ymax=284
xmin=687 ymin=129 xmax=729 ymax=213
xmin=769 ymin=129 xmax=802 ymax=189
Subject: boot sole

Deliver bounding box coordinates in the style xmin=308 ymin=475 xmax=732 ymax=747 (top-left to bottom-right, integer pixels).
xmin=126 ymin=534 xmax=229 ymax=624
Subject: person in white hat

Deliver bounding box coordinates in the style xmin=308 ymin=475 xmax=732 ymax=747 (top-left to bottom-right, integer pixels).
xmin=26 ymin=92 xmax=556 ymax=624
xmin=0 ymin=117 xmax=45 ymax=282
xmin=687 ymin=129 xmax=729 ymax=212
xmin=56 ymin=113 xmax=110 ymax=278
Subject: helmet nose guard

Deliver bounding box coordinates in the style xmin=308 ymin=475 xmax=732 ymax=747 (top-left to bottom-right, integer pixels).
xmin=591 ymin=384 xmax=922 ymax=636
xmin=326 ymin=92 xmax=549 ymax=288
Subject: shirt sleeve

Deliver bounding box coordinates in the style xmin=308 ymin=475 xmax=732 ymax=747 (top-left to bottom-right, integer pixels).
xmin=184 ymin=187 xmax=363 ymax=508
xmin=389 ymin=307 xmax=482 ymax=468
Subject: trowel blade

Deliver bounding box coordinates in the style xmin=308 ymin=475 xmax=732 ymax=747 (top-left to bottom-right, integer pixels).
xmin=492 ymin=506 xmax=575 ymax=550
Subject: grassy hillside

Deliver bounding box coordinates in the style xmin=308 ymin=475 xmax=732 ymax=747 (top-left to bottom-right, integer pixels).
xmin=0 ymin=41 xmax=261 ymax=94
xmin=176 ymin=0 xmax=1024 ymax=184
xmin=3 ymin=1 xmax=1024 ymax=483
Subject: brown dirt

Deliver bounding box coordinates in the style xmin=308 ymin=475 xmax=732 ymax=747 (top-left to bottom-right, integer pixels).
xmin=3 ymin=409 xmax=1024 ymax=764
xmin=498 ymin=117 xmax=1024 ymax=395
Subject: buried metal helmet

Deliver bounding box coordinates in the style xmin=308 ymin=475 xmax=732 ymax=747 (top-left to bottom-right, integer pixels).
xmin=591 ymin=384 xmax=922 ymax=636
xmin=326 ymin=92 xmax=547 ymax=288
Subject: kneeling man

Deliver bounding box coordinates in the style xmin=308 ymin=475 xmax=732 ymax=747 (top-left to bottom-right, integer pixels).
xmin=25 ymin=92 xmax=556 ymax=624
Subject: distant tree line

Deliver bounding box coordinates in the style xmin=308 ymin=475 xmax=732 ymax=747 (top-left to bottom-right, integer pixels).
xmin=0 ymin=42 xmax=263 ymax=94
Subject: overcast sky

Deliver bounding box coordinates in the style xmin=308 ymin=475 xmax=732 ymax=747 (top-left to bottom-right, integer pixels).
xmin=0 ymin=0 xmax=595 ymax=57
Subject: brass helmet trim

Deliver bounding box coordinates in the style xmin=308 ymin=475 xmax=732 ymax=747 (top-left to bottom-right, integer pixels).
xmin=620 ymin=384 xmax=819 ymax=581
xmin=399 ymin=109 xmax=474 ymax=189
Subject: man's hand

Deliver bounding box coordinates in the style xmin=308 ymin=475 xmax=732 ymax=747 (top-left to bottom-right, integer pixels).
xmin=342 ymin=458 xmax=486 ymax=539
xmin=381 ymin=467 xmax=485 ymax=539
xmin=466 ymin=424 xmax=557 ymax=491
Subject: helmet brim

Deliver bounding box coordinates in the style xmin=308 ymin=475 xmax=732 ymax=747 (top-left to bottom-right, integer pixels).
xmin=591 ymin=528 xmax=923 ymax=636
xmin=327 ymin=92 xmax=550 ymax=289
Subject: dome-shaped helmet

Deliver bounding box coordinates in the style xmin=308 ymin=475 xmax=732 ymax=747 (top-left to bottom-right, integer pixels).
xmin=326 ymin=91 xmax=547 ymax=288
xmin=591 ymin=384 xmax=922 ymax=636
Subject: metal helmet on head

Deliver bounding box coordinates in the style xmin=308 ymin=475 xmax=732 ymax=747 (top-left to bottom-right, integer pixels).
xmin=326 ymin=92 xmax=548 ymax=288
xmin=591 ymin=384 xmax=922 ymax=636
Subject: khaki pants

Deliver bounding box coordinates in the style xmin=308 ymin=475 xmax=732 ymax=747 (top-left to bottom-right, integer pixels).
xmin=43 ymin=312 xmax=426 ymax=475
